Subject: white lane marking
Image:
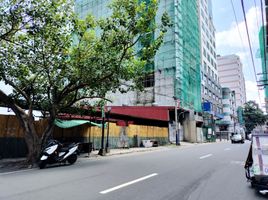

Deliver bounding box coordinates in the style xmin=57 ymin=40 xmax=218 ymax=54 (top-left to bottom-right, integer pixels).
xmin=230 ymin=161 xmax=244 ymax=166
xmin=199 ymin=154 xmax=213 ymax=159
xmin=100 ymin=173 xmax=158 ymax=194
xmin=0 ymin=169 xmax=34 ymax=175
xmin=224 ymin=148 xmax=231 ymax=151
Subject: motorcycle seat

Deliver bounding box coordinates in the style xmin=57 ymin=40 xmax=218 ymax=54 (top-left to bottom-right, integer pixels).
xmin=59 ymin=143 xmax=77 ymax=152
xmin=59 ymin=147 xmax=69 ymax=152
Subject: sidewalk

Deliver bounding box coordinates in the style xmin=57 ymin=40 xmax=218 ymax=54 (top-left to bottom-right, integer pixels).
xmin=0 ymin=142 xmax=199 ymax=173
xmin=88 ymin=141 xmax=198 ymax=158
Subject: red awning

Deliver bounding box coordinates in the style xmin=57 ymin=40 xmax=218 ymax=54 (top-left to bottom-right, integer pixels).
xmin=105 ymin=106 xmax=172 ymax=122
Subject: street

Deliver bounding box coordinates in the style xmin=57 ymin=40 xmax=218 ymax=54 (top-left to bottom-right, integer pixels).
xmin=0 ymin=142 xmax=266 ymax=200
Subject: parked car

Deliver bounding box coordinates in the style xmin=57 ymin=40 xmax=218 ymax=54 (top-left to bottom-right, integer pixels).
xmin=247 ymin=133 xmax=252 ymax=141
xmin=231 ymin=133 xmax=244 ymax=143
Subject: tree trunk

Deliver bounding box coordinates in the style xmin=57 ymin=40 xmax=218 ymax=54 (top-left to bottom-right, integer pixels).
xmin=41 ymin=116 xmax=55 ymax=149
xmin=0 ymin=90 xmax=40 ymax=165
xmin=20 ymin=114 xmax=41 ymax=165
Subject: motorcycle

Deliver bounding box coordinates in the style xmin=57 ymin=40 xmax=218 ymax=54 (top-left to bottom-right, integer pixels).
xmin=39 ymin=139 xmax=79 ymax=169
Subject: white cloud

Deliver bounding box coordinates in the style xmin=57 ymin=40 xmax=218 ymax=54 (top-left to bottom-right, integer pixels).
xmin=216 ymin=6 xmax=265 ymax=109
xmin=216 ymin=7 xmax=261 ymax=51
xmin=245 ymin=80 xmax=265 ymax=110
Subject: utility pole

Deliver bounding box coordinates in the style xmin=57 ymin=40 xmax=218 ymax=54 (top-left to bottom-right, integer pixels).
xmin=105 ymin=106 xmax=111 ymax=153
xmin=174 ymin=97 xmax=180 ymax=145
xmin=98 ymin=105 xmax=106 ymax=156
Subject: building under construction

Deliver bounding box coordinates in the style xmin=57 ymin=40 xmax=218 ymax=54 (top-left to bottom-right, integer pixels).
xmin=259 ymin=26 xmax=268 ymax=112
xmin=75 ymin=0 xmax=202 ymax=142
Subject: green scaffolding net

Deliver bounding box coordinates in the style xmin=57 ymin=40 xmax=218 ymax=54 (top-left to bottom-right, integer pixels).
xmin=259 ymin=26 xmax=268 ymax=100
xmin=75 ymin=0 xmax=201 ymax=112
xmin=156 ymin=0 xmax=201 ymax=111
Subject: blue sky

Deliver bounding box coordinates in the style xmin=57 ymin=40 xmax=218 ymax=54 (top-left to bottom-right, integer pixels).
xmin=212 ymin=0 xmax=264 ymax=108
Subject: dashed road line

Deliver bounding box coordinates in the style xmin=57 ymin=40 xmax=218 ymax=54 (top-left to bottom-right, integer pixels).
xmin=199 ymin=154 xmax=213 ymax=159
xmin=100 ymin=173 xmax=158 ymax=194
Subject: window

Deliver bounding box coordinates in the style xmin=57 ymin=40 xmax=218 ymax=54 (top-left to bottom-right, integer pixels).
xmin=204 ymin=75 xmax=207 ymax=83
xmin=204 ymin=88 xmax=208 ymax=95
xmin=203 ymin=48 xmax=206 ymax=58
xmin=207 ymin=54 xmax=210 ymax=63
xmin=203 ymin=61 xmax=207 ymax=71
xmin=143 ymin=73 xmax=154 ymax=88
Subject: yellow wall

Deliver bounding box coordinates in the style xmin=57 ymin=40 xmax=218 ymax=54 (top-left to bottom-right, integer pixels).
xmin=0 ymin=115 xmax=168 ymax=140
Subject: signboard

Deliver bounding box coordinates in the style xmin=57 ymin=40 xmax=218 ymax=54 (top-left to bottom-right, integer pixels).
xmin=202 ymin=102 xmax=212 ymax=112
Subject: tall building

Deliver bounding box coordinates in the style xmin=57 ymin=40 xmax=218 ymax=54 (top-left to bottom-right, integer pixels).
xmin=75 ymin=0 xmax=202 ymax=142
xmin=199 ymin=0 xmax=222 ymax=115
xmin=217 ymin=54 xmax=247 ymax=108
xmin=217 ymin=87 xmax=237 ymax=137
xmin=258 ymin=1 xmax=268 ymax=112
xmin=259 ymin=26 xmax=268 ymax=112
xmin=75 ymin=0 xmax=201 ymax=110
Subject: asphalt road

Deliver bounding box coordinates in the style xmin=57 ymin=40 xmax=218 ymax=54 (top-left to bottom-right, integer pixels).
xmin=0 ymin=141 xmax=267 ymax=200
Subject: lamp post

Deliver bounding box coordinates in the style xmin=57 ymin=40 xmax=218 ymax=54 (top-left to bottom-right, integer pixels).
xmin=177 ymin=110 xmax=187 ymax=145
xmin=173 ymin=96 xmax=180 ymax=146
xmin=105 ymin=106 xmax=111 ymax=153
xmin=98 ymin=105 xmax=106 ymax=156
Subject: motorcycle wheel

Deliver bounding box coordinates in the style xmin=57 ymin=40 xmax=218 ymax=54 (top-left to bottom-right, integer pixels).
xmin=67 ymin=154 xmax=77 ymax=165
xmin=39 ymin=160 xmax=47 ymax=169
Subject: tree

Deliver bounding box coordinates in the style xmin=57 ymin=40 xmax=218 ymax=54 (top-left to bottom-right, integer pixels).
xmin=243 ymin=101 xmax=267 ymax=134
xmin=0 ymin=0 xmax=170 ymax=164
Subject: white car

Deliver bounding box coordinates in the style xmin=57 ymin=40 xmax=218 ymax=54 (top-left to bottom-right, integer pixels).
xmin=247 ymin=133 xmax=252 ymax=140
xmin=231 ymin=133 xmax=245 ymax=143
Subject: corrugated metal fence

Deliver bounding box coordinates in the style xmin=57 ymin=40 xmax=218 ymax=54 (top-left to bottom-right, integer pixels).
xmin=0 ymin=115 xmax=169 ymax=158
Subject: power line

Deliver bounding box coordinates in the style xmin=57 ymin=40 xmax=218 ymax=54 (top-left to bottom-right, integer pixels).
xmin=240 ymin=0 xmax=262 ymax=104
xmin=230 ymin=0 xmax=255 ymax=78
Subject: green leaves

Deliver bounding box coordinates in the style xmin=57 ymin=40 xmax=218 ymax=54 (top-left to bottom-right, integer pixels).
xmin=243 ymin=101 xmax=267 ymax=133
xmin=0 ymin=0 xmax=169 ymax=115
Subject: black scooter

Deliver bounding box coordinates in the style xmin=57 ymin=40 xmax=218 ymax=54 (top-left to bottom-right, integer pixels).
xmin=39 ymin=139 xmax=79 ymax=169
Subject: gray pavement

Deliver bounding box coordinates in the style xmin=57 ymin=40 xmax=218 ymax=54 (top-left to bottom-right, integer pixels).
xmin=1 ymin=140 xmax=265 ymax=200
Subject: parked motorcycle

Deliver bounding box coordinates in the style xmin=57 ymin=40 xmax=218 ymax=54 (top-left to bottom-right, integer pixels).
xmin=39 ymin=139 xmax=79 ymax=169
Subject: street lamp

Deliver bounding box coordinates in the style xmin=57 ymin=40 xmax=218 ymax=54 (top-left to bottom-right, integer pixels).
xmin=177 ymin=110 xmax=187 ymax=145
xmin=173 ymin=96 xmax=180 ymax=146
xmin=105 ymin=106 xmax=111 ymax=153
xmin=98 ymin=105 xmax=106 ymax=156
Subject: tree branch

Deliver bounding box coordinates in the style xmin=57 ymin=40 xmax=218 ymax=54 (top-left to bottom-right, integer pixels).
xmin=1 ymin=74 xmax=31 ymax=104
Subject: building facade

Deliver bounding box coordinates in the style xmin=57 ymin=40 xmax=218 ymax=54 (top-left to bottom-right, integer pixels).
xmin=75 ymin=0 xmax=202 ymax=142
xmin=199 ymin=0 xmax=222 ymax=115
xmin=75 ymin=0 xmax=201 ymax=110
xmin=217 ymin=54 xmax=247 ymax=108
xmin=216 ymin=88 xmax=237 ymax=138
xmin=259 ymin=26 xmax=268 ymax=112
